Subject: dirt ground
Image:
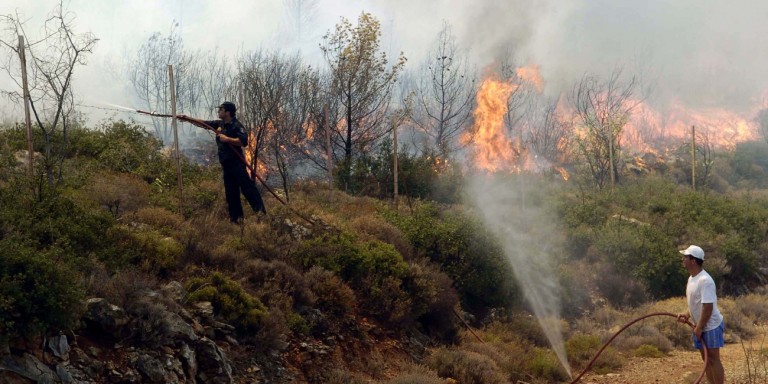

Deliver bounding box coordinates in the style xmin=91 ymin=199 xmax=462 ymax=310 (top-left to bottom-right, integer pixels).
xmin=577 ymin=337 xmax=760 ymax=384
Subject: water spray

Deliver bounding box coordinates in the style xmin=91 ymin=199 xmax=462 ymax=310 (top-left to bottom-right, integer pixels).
xmin=569 ymin=312 xmax=708 ymax=384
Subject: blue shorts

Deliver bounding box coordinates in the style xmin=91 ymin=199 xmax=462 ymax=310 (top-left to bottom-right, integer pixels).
xmin=692 ymin=321 xmax=725 ymax=349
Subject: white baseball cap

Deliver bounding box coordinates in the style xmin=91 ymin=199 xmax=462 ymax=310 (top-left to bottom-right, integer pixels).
xmin=679 ymin=245 xmax=705 ymax=260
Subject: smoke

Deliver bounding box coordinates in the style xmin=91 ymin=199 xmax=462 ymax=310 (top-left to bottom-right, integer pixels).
xmin=467 ymin=174 xmax=571 ymax=377
xmin=374 ymin=0 xmax=768 ymax=112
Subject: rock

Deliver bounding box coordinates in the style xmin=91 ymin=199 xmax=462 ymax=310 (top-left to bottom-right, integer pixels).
xmin=13 ymin=150 xmax=40 ymax=169
xmin=69 ymin=348 xmax=90 ymax=366
xmin=47 ymin=335 xmax=70 ymax=360
xmin=83 ymin=298 xmax=129 ymax=338
xmin=136 ymin=354 xmax=166 ymax=383
xmin=179 ymin=343 xmax=197 ymax=380
xmin=194 ymin=338 xmax=233 ymax=384
xmin=122 ymin=368 xmax=142 ymax=383
xmin=82 ymin=358 xmax=104 ymax=378
xmin=55 ymin=364 xmax=74 ymax=383
xmin=157 ymin=312 xmax=198 ymax=344
xmin=193 ymin=302 xmax=214 ymax=320
xmin=0 ymin=353 xmax=57 ymax=384
xmin=161 ymin=281 xmax=187 ymax=303
xmin=87 ymin=347 xmax=101 ymax=358
xmin=0 ymin=371 xmax=33 ymax=384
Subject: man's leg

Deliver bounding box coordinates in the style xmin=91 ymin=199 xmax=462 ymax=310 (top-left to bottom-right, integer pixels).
xmin=238 ymin=168 xmax=266 ymax=214
xmin=223 ymin=165 xmax=244 ymax=222
xmin=698 ymin=346 xmax=724 ymax=384
xmin=706 ymin=348 xmax=724 ymax=384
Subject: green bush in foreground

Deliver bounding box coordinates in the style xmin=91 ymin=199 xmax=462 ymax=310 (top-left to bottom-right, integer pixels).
xmin=632 ymin=344 xmax=664 ymax=358
xmin=186 ymin=272 xmax=267 ymax=335
xmin=0 ymin=241 xmax=84 ymax=340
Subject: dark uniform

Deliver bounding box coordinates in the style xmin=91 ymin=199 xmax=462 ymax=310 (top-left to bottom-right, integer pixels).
xmin=204 ymin=117 xmax=266 ymax=222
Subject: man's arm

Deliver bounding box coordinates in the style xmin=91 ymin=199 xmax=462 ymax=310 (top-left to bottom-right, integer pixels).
xmin=221 ymin=122 xmax=248 ymax=147
xmin=177 ymin=115 xmax=220 ymax=130
xmin=694 ymin=303 xmax=713 ymax=339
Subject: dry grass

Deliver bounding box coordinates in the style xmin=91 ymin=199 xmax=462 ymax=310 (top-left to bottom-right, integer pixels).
xmin=427 ymin=347 xmax=507 ymax=384
xmin=133 ymin=206 xmax=184 ymax=232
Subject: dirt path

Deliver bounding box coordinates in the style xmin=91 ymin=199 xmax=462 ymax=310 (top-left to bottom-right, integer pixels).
xmin=577 ymin=340 xmax=754 ymax=384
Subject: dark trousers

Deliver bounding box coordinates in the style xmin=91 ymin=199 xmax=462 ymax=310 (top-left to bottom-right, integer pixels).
xmin=222 ymin=161 xmax=266 ymax=222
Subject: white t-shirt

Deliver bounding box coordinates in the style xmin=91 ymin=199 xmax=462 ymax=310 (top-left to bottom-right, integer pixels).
xmin=686 ymin=269 xmax=723 ymax=332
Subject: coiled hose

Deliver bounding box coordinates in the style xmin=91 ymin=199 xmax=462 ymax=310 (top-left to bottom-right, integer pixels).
xmin=569 ymin=312 xmax=708 ymax=384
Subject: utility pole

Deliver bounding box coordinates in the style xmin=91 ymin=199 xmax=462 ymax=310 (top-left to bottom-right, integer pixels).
xmin=18 ymin=35 xmax=33 ymax=177
xmin=169 ymin=65 xmax=184 ymax=216
xmin=691 ymin=125 xmax=696 ymax=191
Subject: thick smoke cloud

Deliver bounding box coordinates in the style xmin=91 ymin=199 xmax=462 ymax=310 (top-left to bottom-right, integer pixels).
xmin=1 ymin=0 xmax=766 ymax=119
xmin=375 ymin=0 xmax=768 ymax=111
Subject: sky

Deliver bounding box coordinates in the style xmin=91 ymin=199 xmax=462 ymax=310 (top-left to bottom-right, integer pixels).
xmin=2 ymin=0 xmax=768 ymax=123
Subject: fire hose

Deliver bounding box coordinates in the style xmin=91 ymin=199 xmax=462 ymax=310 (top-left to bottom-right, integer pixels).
xmin=569 ymin=312 xmax=708 ymax=384
xmin=137 ymin=110 xmax=316 ymax=226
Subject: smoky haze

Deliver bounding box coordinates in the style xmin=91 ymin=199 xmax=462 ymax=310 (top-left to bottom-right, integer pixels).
xmin=377 ymin=0 xmax=768 ymax=112
xmin=1 ymin=0 xmax=767 ymax=120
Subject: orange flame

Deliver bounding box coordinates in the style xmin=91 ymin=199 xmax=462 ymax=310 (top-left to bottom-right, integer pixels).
xmin=516 ymin=64 xmax=544 ymax=93
xmin=469 ymin=77 xmax=518 ymax=172
xmin=304 ymin=120 xmax=316 ymax=142
xmin=244 ymin=126 xmax=269 ymax=179
xmin=555 ymin=167 xmax=570 ymax=181
xmin=623 ymin=101 xmax=759 ymax=151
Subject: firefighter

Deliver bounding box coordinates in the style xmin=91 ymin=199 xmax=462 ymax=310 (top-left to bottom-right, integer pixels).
xmin=179 ymin=102 xmax=265 ymax=223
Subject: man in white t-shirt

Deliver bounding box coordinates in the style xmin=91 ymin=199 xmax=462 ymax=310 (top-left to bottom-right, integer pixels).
xmin=676 ymin=245 xmax=725 ymax=384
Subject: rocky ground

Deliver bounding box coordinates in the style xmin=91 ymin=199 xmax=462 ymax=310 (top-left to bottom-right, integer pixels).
xmin=0 ymin=280 xmax=424 ymax=384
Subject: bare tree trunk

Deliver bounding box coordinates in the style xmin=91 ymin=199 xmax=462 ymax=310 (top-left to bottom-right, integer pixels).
xmin=18 ymin=35 xmax=33 ymax=178
xmin=169 ymin=65 xmax=184 ymax=216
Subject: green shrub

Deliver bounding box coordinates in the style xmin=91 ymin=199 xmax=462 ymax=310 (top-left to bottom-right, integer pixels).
xmin=730 ymin=141 xmax=768 ymax=188
xmin=524 ymin=348 xmax=570 ymax=382
xmin=86 ymin=172 xmax=151 ymax=217
xmin=0 ymin=241 xmax=84 ymax=339
xmin=381 ymin=362 xmax=444 ymax=384
xmin=297 ymin=234 xmax=412 ymax=323
xmin=185 ymin=272 xmax=267 ymax=335
xmin=566 ymin=333 xmax=625 ymax=373
xmin=304 ymin=266 xmax=356 ymax=319
xmin=632 ymin=344 xmax=664 ymax=358
xmin=404 ymin=260 xmax=460 ymax=341
xmin=427 ymin=348 xmax=507 ymax=384
xmin=615 ymin=324 xmax=673 ymax=354
xmin=383 ymin=203 xmax=516 ymax=313
xmin=0 ymin=189 xmax=114 ymax=263
xmin=242 ymin=259 xmax=315 ymax=309
xmin=134 ymin=206 xmax=184 ymax=232
xmin=97 ymin=121 xmax=163 ymax=177
xmin=108 ymin=225 xmax=183 ymax=274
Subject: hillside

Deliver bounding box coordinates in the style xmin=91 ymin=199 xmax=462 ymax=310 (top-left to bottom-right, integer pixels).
xmin=2 ymin=122 xmax=768 ymax=383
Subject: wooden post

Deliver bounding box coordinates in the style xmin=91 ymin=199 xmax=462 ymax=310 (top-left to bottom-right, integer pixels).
xmin=18 ymin=35 xmax=33 ymax=177
xmin=323 ymin=104 xmax=334 ymax=201
xmin=393 ymin=119 xmax=398 ymax=206
xmin=168 ymin=65 xmax=184 ymax=216
xmin=691 ymin=125 xmax=696 ymax=191
xmin=608 ymin=121 xmax=615 ymax=191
